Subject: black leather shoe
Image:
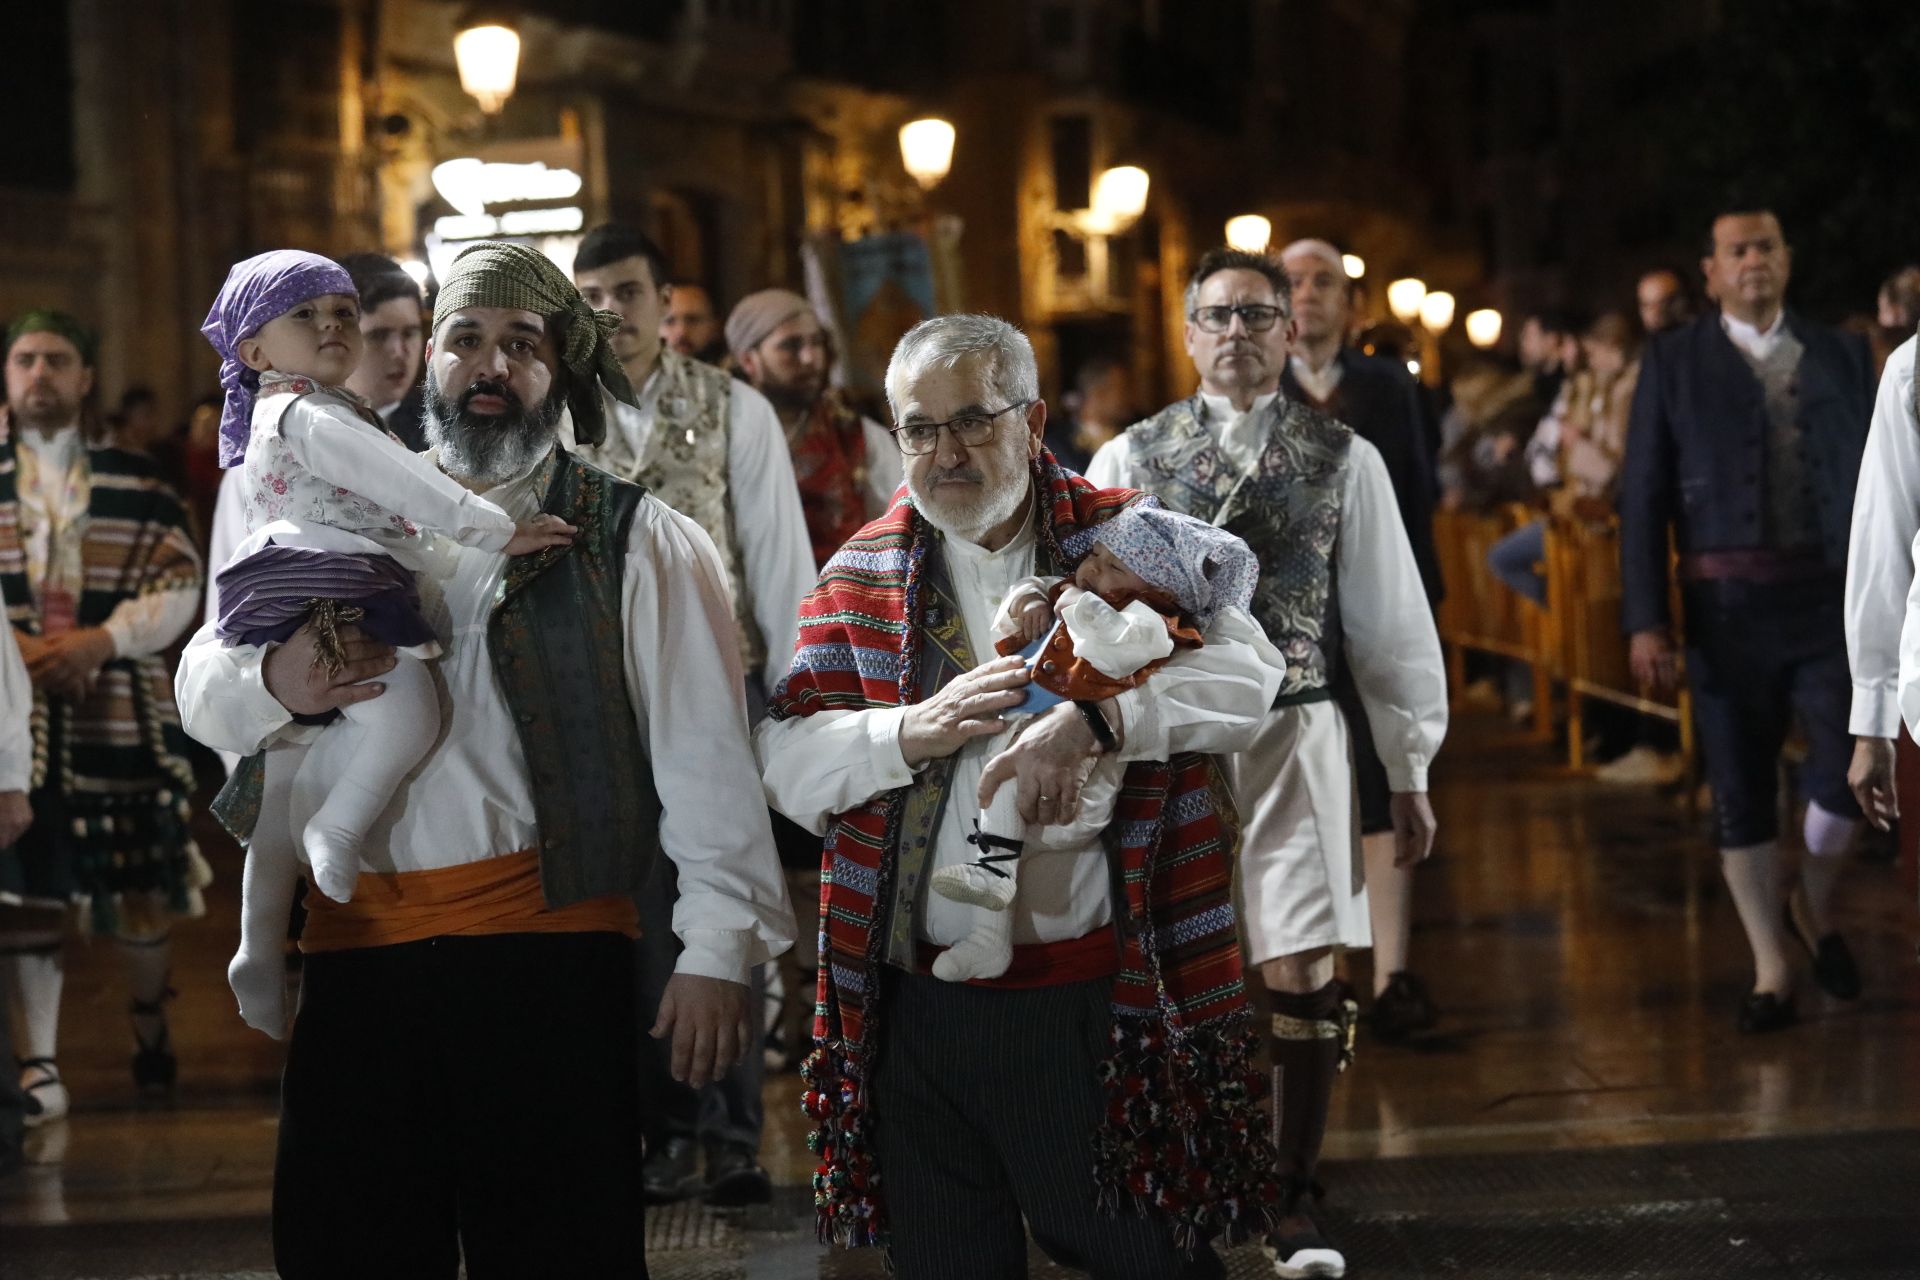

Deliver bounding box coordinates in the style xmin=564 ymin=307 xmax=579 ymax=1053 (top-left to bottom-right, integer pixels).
xmin=1737 ymin=991 xmax=1797 ymax=1034
xmin=1782 ymin=901 xmax=1863 ymax=1000
xmin=642 ymin=1135 xmax=704 ymax=1204
xmin=1367 ymin=970 xmax=1438 ymax=1041
xmin=704 ymin=1143 xmax=772 ymax=1207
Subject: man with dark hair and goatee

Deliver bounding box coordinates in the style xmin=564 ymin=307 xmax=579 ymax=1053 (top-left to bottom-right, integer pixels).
xmin=176 ymin=242 xmax=794 ymax=1277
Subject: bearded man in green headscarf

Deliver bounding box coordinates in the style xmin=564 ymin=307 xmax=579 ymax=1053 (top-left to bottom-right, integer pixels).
xmin=174 ymin=242 xmax=795 ymax=1275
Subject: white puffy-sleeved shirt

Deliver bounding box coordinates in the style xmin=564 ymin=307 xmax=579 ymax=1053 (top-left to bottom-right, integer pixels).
xmin=1844 ymin=336 xmax=1919 ymax=738
xmin=175 ymin=447 xmax=797 ymax=985
xmin=238 ymin=374 xmax=515 ymax=578
xmin=755 ymin=498 xmax=1286 ymax=950
xmin=1087 ymin=393 xmax=1447 ymax=792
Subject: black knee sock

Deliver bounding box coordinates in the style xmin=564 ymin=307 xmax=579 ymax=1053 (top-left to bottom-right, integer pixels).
xmin=1266 ymin=981 xmax=1356 ymax=1204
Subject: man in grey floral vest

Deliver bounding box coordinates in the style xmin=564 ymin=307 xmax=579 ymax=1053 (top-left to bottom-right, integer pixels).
xmin=1088 ymin=247 xmax=1448 ymax=1279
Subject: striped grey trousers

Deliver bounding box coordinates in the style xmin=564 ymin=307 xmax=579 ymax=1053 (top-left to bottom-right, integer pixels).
xmin=870 ymin=970 xmax=1226 ymax=1279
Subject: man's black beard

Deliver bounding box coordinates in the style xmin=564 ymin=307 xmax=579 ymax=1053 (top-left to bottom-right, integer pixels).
xmin=758 ymin=372 xmax=826 ymax=416
xmin=422 ymin=372 xmax=565 ymax=486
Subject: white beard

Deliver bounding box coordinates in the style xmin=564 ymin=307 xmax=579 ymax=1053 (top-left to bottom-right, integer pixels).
xmin=908 ymin=463 xmax=1031 ymax=546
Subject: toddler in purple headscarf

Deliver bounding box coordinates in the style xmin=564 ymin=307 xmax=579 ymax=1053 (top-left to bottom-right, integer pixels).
xmin=926 ymin=500 xmax=1260 ymax=982
xmin=201 ymin=250 xmax=571 ymax=1036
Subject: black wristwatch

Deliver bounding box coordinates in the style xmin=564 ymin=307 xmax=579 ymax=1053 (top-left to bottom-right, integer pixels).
xmin=1074 ymin=699 xmax=1118 ymax=753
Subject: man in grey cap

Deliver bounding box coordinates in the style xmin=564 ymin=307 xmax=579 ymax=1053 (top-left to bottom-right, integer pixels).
xmin=727 ymin=289 xmax=900 ymax=567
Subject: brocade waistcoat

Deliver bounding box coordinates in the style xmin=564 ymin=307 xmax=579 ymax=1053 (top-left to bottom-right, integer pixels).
xmin=1125 ymin=395 xmax=1351 ymax=703
xmin=580 ymin=350 xmax=765 ymax=673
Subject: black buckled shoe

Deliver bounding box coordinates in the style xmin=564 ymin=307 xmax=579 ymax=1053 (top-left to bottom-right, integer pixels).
xmin=1736 ymin=991 xmax=1797 ymax=1034
xmin=642 ymin=1135 xmax=705 ymax=1204
xmin=1367 ymin=970 xmax=1438 ymax=1042
xmin=703 ymin=1142 xmax=772 ymax=1207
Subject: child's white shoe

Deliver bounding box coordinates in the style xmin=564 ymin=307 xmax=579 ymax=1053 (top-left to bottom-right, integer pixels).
xmin=931 ymin=862 xmax=1017 ymax=911
xmin=932 ymin=926 xmax=1014 ymax=983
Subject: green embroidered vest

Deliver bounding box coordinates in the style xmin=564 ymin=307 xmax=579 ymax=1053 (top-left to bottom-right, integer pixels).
xmin=217 ymin=449 xmax=659 ymax=910
xmin=1125 ymin=395 xmax=1352 ymax=703
xmin=578 ymin=350 xmax=765 ymax=672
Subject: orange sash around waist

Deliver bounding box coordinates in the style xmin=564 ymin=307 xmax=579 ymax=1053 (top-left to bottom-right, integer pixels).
xmin=298 ymin=849 xmax=640 ymax=954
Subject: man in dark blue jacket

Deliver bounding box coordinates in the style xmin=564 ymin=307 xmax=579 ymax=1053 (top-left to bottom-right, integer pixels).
xmin=1281 ymin=238 xmax=1446 ymax=1040
xmin=1619 ymin=206 xmax=1874 ymax=1033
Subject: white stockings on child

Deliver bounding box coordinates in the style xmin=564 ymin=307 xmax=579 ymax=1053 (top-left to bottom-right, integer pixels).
xmin=929 ymin=777 xmax=1024 ymax=983
xmin=229 ymin=746 xmax=303 ymax=1038
xmin=300 ymin=652 xmax=440 ymax=902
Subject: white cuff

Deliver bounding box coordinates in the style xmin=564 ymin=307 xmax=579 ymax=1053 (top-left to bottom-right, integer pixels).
xmin=673 ymin=929 xmax=755 ymax=988
xmin=236 ymin=643 xmax=301 ymax=748
xmin=1109 ymin=685 xmax=1165 ymax=762
xmin=869 ymin=705 xmax=916 ymax=783
xmin=1849 ymin=684 xmax=1901 ymax=740
xmin=104 ymin=616 xmax=134 ymax=659
xmin=1387 ymin=762 xmax=1430 ymax=793
xmin=0 ymin=759 xmax=30 ymax=793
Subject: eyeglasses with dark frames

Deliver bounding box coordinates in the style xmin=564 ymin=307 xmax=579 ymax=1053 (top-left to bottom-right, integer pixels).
xmin=889 ymin=399 xmax=1034 ymax=456
xmin=1189 ymin=304 xmax=1284 ymax=334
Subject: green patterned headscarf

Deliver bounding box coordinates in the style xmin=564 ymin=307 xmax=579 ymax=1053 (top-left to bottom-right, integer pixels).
xmin=431 ymin=242 xmax=636 ymax=446
xmin=6 ymin=309 xmax=99 ymax=368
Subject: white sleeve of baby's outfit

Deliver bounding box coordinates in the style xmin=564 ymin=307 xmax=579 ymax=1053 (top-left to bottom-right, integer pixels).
xmin=988 ymin=576 xmax=1060 ymax=644
xmin=1058 ymin=593 xmax=1175 ymax=679
xmin=277 ymin=397 xmax=516 ymax=553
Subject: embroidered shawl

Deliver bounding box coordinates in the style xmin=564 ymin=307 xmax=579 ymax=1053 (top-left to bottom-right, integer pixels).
xmin=769 ymin=449 xmax=1276 ymax=1251
xmin=0 ymin=413 xmax=206 ymax=934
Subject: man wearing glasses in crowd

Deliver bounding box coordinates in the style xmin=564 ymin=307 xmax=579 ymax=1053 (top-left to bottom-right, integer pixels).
xmin=1089 ymin=247 xmax=1447 ymax=1279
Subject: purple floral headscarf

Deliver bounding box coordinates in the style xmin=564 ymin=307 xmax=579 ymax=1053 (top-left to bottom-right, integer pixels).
xmin=1093 ymin=502 xmax=1260 ymax=628
xmin=201 ymin=250 xmax=358 ymax=467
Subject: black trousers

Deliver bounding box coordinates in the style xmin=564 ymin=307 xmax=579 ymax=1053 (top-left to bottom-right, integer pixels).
xmin=1683 ymin=578 xmax=1860 ymax=847
xmin=870 ymin=971 xmax=1224 ymax=1280
xmin=272 ymin=932 xmax=647 ymax=1279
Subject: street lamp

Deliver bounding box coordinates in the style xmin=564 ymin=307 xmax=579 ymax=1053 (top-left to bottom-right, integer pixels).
xmin=1465 ymin=308 xmax=1503 ymax=348
xmin=1342 ymin=253 xmax=1366 ymax=280
xmin=1419 ymin=290 xmax=1456 ymax=334
xmin=899 ymin=118 xmax=956 ymax=189
xmin=1387 ymin=278 xmax=1427 ymax=325
xmin=454 ymin=17 xmax=521 ymax=115
xmin=1225 ymin=215 xmax=1271 ymax=252
xmin=1089 ymin=166 xmax=1150 ymax=233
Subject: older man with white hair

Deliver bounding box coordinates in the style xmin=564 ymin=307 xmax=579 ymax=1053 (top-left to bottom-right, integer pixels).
xmin=1090 ymin=247 xmax=1448 ymax=1279
xmin=757 ymin=313 xmax=1285 ymax=1277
